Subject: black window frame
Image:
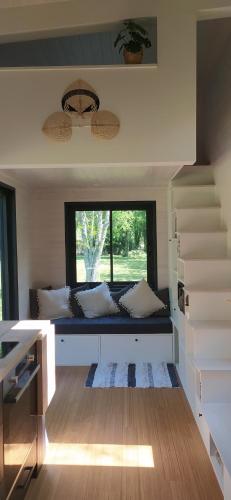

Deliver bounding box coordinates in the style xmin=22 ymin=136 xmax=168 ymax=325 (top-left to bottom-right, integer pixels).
xmin=0 ymin=182 xmax=19 ymax=320
xmin=65 ymin=201 xmax=157 ymax=288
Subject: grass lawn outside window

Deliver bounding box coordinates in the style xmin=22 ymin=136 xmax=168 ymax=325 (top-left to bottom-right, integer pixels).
xmin=77 ymin=250 xmax=147 ymax=282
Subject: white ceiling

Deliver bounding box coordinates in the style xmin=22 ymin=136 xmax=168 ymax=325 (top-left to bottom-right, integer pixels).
xmin=1 ymin=165 xmax=179 ymax=189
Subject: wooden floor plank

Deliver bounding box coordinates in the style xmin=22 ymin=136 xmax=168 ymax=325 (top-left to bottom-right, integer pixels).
xmin=26 ymin=367 xmax=222 ymax=500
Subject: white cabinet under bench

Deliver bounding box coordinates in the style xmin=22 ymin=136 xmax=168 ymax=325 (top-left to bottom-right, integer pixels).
xmin=56 ymin=335 xmax=99 ymax=366
xmin=55 ymin=333 xmax=173 ymax=366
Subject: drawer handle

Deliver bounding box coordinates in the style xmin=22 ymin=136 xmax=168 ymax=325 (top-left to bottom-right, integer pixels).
xmin=4 ymin=364 xmax=40 ymax=404
xmin=60 ymin=339 xmax=64 ymax=343
xmin=135 ymin=338 xmax=139 ymax=342
xmin=17 ymin=466 xmax=33 ymax=489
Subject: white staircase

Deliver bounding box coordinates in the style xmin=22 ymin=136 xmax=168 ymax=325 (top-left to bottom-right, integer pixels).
xmin=185 ymin=288 xmax=231 ymax=320
xmin=178 ymin=258 xmax=231 ymax=288
xmin=194 ymin=358 xmax=231 ymax=404
xmin=177 ymin=230 xmax=227 ymax=259
xmin=175 ymin=207 xmax=222 ymax=232
xmin=170 ymin=168 xmax=231 ymax=498
xmin=172 ymin=184 xmax=219 ymax=208
xmin=189 ymin=321 xmax=231 ymax=359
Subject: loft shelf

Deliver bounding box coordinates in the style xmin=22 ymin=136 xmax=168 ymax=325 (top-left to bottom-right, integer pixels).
xmin=0 ymin=64 xmax=158 ymax=72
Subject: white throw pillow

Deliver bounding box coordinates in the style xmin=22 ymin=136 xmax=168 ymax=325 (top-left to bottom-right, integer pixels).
xmin=75 ymin=282 xmax=119 ymax=318
xmin=119 ymin=279 xmax=165 ymax=318
xmin=38 ymin=287 xmax=72 ymax=320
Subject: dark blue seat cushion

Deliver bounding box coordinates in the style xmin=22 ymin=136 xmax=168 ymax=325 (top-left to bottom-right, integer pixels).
xmin=51 ymin=316 xmax=172 ymax=335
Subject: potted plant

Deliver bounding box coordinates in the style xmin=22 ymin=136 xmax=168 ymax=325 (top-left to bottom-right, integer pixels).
xmin=114 ymin=19 xmax=152 ymax=64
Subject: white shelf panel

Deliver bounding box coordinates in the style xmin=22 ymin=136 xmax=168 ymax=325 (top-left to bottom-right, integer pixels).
xmin=0 ymin=64 xmax=158 ymax=71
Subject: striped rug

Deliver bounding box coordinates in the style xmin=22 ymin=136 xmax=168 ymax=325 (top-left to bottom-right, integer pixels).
xmin=85 ymin=362 xmax=180 ymax=388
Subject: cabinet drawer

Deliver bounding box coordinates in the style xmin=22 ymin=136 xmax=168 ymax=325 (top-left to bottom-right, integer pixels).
xmin=9 ymin=439 xmax=36 ymax=500
xmin=100 ymin=334 xmax=173 ymax=363
xmin=0 ymin=424 xmax=3 ymax=500
xmin=56 ymin=335 xmax=99 ymax=366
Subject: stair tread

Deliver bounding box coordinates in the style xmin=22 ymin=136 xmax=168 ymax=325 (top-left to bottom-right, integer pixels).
xmin=189 ymin=320 xmax=231 ymax=331
xmin=175 ymin=206 xmax=220 ymax=211
xmin=176 ymin=230 xmax=226 ymax=234
xmin=202 ymin=402 xmax=231 ymax=477
xmin=173 ymin=184 xmax=215 ymax=189
xmin=194 ymin=357 xmax=231 ymax=370
xmin=178 ymin=257 xmax=231 ymax=262
xmin=185 ymin=287 xmax=231 ymax=293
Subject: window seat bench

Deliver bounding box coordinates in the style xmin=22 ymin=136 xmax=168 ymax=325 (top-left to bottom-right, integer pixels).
xmin=52 ymin=316 xmax=173 ymax=366
xmin=51 ymin=315 xmax=172 ymax=335
xmin=30 ymin=284 xmax=173 ymax=365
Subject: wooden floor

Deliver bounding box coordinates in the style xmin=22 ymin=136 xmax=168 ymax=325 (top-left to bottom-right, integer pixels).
xmin=26 ymin=367 xmax=222 ymax=500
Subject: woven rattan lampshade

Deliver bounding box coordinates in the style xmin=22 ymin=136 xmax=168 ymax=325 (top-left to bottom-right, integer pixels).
xmin=62 ymin=79 xmax=99 ymax=115
xmin=91 ymin=111 xmax=120 ymax=139
xmin=42 ymin=112 xmax=72 ymax=142
xmin=42 ymin=79 xmax=120 ymax=142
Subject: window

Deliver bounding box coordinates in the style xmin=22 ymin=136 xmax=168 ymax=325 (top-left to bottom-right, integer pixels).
xmin=0 ymin=183 xmax=18 ymax=320
xmin=65 ymin=202 xmax=157 ymax=286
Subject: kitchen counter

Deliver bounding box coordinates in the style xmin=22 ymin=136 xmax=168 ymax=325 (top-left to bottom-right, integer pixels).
xmin=0 ymin=320 xmax=54 ymax=384
xmin=0 ymin=320 xmax=56 ymax=499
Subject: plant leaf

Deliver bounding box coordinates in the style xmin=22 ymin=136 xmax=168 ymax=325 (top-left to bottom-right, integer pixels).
xmin=119 ymin=43 xmax=125 ymax=53
xmin=114 ymin=33 xmax=123 ymax=47
xmin=115 ymin=19 xmax=151 ymax=52
xmin=125 ymin=20 xmax=147 ymax=35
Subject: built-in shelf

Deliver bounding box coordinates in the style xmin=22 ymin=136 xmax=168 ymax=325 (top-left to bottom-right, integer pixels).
xmin=203 ymin=403 xmax=231 ymax=478
xmin=210 ymin=434 xmax=224 ymax=490
xmin=0 ymin=17 xmax=157 ymax=68
xmin=170 ymin=171 xmax=231 ymax=496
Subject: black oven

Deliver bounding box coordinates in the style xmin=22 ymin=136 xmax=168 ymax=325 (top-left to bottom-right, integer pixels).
xmin=3 ymin=343 xmax=40 ymax=499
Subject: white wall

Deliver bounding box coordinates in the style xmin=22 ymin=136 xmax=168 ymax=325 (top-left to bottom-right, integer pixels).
xmin=0 ymin=0 xmax=197 ymax=167
xmin=1 ymin=1 xmax=230 ymax=168
xmin=202 ymin=34 xmax=231 ymax=254
xmin=30 ymin=186 xmax=169 ymax=289
xmin=0 ymin=172 xmax=32 ymax=318
xmin=0 ymin=0 xmax=230 ymax=40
